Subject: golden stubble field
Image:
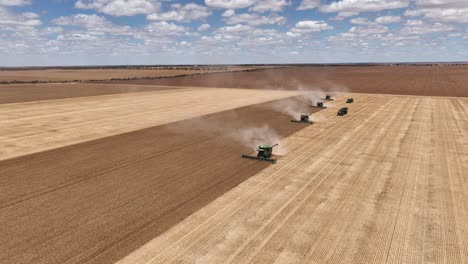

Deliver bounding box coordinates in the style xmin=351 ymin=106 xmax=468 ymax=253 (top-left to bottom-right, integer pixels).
xmin=119 ymin=94 xmax=468 ymax=264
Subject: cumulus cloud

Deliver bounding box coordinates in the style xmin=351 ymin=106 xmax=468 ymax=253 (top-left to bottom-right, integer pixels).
xmin=224 ymin=13 xmax=287 ymax=26
xmin=53 ymin=14 xmax=136 ymax=36
xmin=0 ymin=0 xmax=31 ymax=6
xmin=330 ymin=11 xmax=359 ymax=20
xmin=349 ymin=24 xmax=388 ymax=35
xmin=350 ymin=17 xmax=369 ymax=25
xmin=297 ymin=0 xmax=319 ymax=10
xmin=217 ymin=24 xmax=253 ymax=33
xmin=198 ymin=23 xmax=211 ymax=31
xmin=204 ymin=0 xmax=257 ymax=9
xmin=249 ymin=0 xmax=291 ymax=13
xmin=53 ymin=14 xmax=110 ymax=28
xmin=222 ymin=9 xmax=235 ymax=17
xmin=147 ymin=3 xmax=211 ymax=22
xmin=401 ymin=19 xmax=456 ymax=35
xmin=375 ymin=15 xmax=401 ymax=24
xmin=0 ymin=7 xmax=41 ymax=27
xmin=75 ymin=0 xmax=160 ymax=16
xmin=145 ymin=21 xmax=187 ymax=36
xmin=405 ymin=3 xmax=468 ymax=23
xmin=320 ymin=0 xmax=409 ymax=17
xmin=327 ymin=24 xmax=395 ymax=46
xmin=290 ymin=20 xmax=333 ymax=34
xmin=206 ymin=24 xmax=288 ymax=48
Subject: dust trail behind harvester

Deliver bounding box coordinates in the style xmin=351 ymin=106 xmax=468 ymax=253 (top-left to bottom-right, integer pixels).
xmin=167 ymin=111 xmax=288 ymax=156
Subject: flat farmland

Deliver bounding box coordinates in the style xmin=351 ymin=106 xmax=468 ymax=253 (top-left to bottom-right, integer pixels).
xmin=0 ymin=66 xmax=266 ymax=82
xmin=111 ymin=65 xmax=468 ymax=97
xmin=0 ymin=70 xmax=467 ymax=264
xmin=119 ymin=94 xmax=468 ymax=264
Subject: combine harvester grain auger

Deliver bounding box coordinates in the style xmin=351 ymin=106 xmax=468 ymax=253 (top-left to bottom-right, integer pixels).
xmin=242 ymin=144 xmax=278 ymax=164
xmin=337 ymin=107 xmax=348 ymax=116
xmin=291 ymin=114 xmax=313 ymax=124
xmin=310 ymin=102 xmax=327 ymax=109
xmin=346 ymin=98 xmax=354 ymax=103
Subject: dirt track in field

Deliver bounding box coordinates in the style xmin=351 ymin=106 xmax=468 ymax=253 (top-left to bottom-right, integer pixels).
xmin=0 ymin=95 xmax=319 ymax=264
xmin=0 ymin=87 xmax=301 ymax=160
xmin=119 ymin=94 xmax=468 ymax=264
xmin=110 ymin=65 xmax=468 ymax=97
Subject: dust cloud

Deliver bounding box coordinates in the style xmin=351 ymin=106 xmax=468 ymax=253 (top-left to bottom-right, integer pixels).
xmin=167 ymin=112 xmax=287 ymax=156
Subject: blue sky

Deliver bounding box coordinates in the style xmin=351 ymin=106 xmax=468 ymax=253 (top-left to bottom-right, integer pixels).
xmin=1 ymin=0 xmax=468 ymax=66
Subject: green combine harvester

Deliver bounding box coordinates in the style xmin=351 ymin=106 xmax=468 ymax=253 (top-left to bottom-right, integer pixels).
xmin=311 ymin=102 xmax=326 ymax=108
xmin=291 ymin=114 xmax=313 ymax=124
xmin=346 ymin=98 xmax=354 ymax=103
xmin=325 ymin=95 xmax=334 ymax=101
xmin=242 ymin=144 xmax=278 ymax=164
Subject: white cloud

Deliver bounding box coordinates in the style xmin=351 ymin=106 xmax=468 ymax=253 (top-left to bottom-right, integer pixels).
xmin=350 ymin=17 xmax=369 ymax=25
xmin=376 ymin=15 xmax=401 ymax=24
xmin=0 ymin=7 xmax=41 ymax=27
xmin=406 ymin=7 xmax=468 ymax=23
xmin=401 ymin=19 xmax=456 ymax=35
xmin=249 ymin=0 xmax=291 ymax=13
xmin=147 ymin=3 xmax=211 ymax=22
xmin=217 ymin=24 xmax=253 ymax=33
xmin=53 ymin=14 xmax=136 ymax=37
xmin=404 ymin=0 xmax=468 ymax=23
xmin=224 ymin=13 xmax=287 ymax=25
xmin=290 ymin=20 xmax=333 ymax=34
xmin=145 ymin=21 xmax=187 ymax=36
xmin=0 ymin=0 xmax=31 ymax=6
xmin=349 ymin=24 xmax=388 ymax=35
xmin=320 ymin=0 xmax=409 ymax=16
xmin=414 ymin=0 xmax=467 ymax=8
xmin=330 ymin=11 xmax=359 ymax=21
xmin=204 ymin=0 xmax=257 ymax=9
xmin=53 ymin=14 xmax=110 ymax=28
xmin=297 ymin=0 xmax=319 ymax=10
xmin=286 ymin=31 xmax=301 ymax=37
xmin=222 ymin=9 xmax=235 ymax=17
xmin=75 ymin=0 xmax=160 ymax=16
xmin=198 ymin=23 xmax=211 ymax=31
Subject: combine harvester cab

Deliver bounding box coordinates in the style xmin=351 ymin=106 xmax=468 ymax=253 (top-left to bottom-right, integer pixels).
xmin=311 ymin=102 xmax=326 ymax=108
xmin=291 ymin=114 xmax=313 ymax=124
xmin=242 ymin=144 xmax=278 ymax=164
xmin=337 ymin=107 xmax=348 ymax=116
xmin=346 ymin=98 xmax=354 ymax=103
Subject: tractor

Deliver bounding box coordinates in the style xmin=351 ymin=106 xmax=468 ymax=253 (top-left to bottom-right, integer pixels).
xmin=337 ymin=107 xmax=348 ymax=116
xmin=242 ymin=144 xmax=278 ymax=164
